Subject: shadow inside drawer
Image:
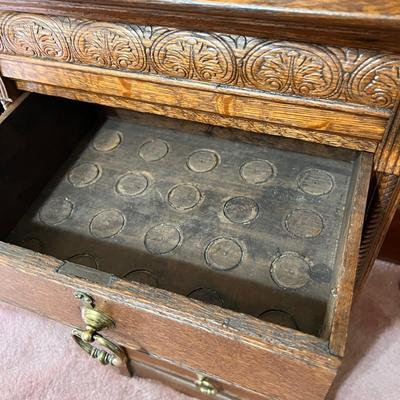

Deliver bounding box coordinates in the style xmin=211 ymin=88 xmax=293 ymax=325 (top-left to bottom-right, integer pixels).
xmin=7 ymin=112 xmax=359 ymax=336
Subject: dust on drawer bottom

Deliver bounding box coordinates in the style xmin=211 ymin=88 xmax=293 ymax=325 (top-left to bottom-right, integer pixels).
xmin=8 ymin=112 xmax=358 ymax=336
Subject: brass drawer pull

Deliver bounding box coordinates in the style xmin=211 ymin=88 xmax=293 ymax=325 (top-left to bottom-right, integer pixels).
xmin=195 ymin=375 xmax=217 ymax=396
xmin=72 ymin=291 xmax=127 ymax=368
xmin=72 ymin=328 xmax=125 ymax=367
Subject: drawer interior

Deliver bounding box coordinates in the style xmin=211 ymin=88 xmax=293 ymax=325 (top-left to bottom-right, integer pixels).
xmin=1 ymin=93 xmax=371 ymax=339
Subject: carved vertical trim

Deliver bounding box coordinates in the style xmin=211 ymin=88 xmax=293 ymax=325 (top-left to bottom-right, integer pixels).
xmin=375 ymin=97 xmax=400 ymax=175
xmin=356 ymin=173 xmax=400 ymax=290
xmin=357 ymin=95 xmax=400 ymax=288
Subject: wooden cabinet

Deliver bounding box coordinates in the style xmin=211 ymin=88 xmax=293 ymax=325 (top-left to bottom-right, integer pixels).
xmin=0 ymin=2 xmax=399 ymax=399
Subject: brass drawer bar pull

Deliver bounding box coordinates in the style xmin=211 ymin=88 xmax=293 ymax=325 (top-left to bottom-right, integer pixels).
xmin=71 ymin=328 xmax=125 ymax=366
xmin=72 ymin=291 xmax=127 ymax=368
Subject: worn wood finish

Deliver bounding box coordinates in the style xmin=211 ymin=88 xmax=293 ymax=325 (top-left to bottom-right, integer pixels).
xmin=128 ymin=349 xmax=266 ymax=400
xmin=1 ymin=1 xmax=400 ymax=52
xmin=0 ymin=1 xmax=399 ymax=397
xmin=0 ymin=93 xmax=99 ymax=238
xmin=14 ymin=80 xmax=379 ymax=154
xmin=0 ymin=12 xmax=399 ymax=111
xmin=130 ymin=358 xmax=262 ymax=400
xmin=0 ymin=243 xmax=340 ymax=400
xmin=0 ymin=92 xmax=380 ymax=398
xmin=375 ymin=99 xmax=400 ymax=175
xmin=321 ymin=153 xmax=372 ymax=356
xmin=0 ymin=57 xmax=388 ymax=144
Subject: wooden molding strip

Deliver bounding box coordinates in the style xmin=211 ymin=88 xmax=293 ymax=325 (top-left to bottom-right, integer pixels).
xmin=16 ymin=80 xmax=379 ymax=153
xmin=0 ymin=56 xmax=388 ymax=141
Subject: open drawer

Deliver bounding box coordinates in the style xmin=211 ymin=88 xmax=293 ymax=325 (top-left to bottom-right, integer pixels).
xmin=0 ymin=93 xmax=372 ymax=400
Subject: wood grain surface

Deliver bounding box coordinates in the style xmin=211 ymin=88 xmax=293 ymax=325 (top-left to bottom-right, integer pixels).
xmin=128 ymin=349 xmax=267 ymax=399
xmin=0 ymin=2 xmax=399 ymax=396
xmin=0 ymin=242 xmax=340 ymax=400
xmin=14 ymin=80 xmax=380 ymax=154
xmin=0 ymin=56 xmax=388 ymax=145
xmin=322 ymin=153 xmax=372 ymax=356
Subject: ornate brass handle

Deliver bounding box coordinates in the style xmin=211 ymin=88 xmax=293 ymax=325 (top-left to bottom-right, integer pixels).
xmin=72 ymin=291 xmax=127 ymax=369
xmin=71 ymin=328 xmax=125 ymax=367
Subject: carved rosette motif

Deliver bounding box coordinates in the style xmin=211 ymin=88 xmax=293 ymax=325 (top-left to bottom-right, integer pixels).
xmin=72 ymin=22 xmax=146 ymax=71
xmin=243 ymin=42 xmax=343 ymax=98
xmin=348 ymin=55 xmax=400 ymax=109
xmin=151 ymin=30 xmax=236 ymax=84
xmin=1 ymin=13 xmax=69 ymax=61
xmin=0 ymin=12 xmax=399 ymax=110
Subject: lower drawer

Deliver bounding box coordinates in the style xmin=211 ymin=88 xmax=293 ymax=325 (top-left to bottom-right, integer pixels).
xmin=0 ymin=93 xmax=372 ymax=399
xmin=129 ymin=349 xmax=265 ymax=400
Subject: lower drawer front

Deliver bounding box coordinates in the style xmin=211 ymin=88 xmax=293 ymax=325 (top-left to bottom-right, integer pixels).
xmin=129 ymin=350 xmax=266 ymax=400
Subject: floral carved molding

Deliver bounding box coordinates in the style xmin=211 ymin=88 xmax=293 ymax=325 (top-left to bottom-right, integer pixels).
xmin=1 ymin=12 xmax=400 ymax=110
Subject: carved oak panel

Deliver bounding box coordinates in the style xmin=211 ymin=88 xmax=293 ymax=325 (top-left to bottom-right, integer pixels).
xmin=0 ymin=12 xmax=400 ymax=110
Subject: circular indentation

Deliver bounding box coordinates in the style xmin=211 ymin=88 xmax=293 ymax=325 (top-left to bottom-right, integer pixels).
xmin=144 ymin=224 xmax=182 ymax=255
xmin=93 ymin=129 xmax=122 ymax=152
xmin=223 ymin=196 xmax=259 ymax=224
xmin=39 ymin=197 xmax=73 ymax=225
xmin=138 ymin=139 xmax=169 ymax=162
xmin=258 ymin=310 xmax=298 ymax=330
xmin=205 ymin=237 xmax=244 ymax=271
xmin=116 ymin=172 xmax=149 ymax=197
xmin=68 ymin=253 xmax=99 ymax=269
xmin=186 ymin=149 xmax=220 ymax=173
xmin=187 ymin=288 xmax=224 ymax=307
xmin=297 ymin=168 xmax=334 ymax=196
xmin=310 ymin=264 xmax=332 ymax=284
xmin=270 ymin=252 xmax=311 ymax=290
xmin=167 ymin=184 xmax=202 ymax=211
xmin=89 ymin=209 xmax=125 ymax=238
xmin=19 ymin=237 xmax=45 ymax=253
xmin=240 ymin=160 xmax=275 ymax=185
xmin=284 ymin=209 xmax=324 ymax=238
xmin=68 ymin=162 xmax=102 ymax=188
xmin=123 ymin=269 xmax=158 ymax=287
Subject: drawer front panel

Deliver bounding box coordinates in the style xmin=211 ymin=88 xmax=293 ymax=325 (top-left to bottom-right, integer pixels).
xmin=0 ymin=242 xmax=339 ymax=400
xmin=128 ymin=349 xmax=267 ymax=400
xmin=0 ymin=56 xmax=387 ymax=140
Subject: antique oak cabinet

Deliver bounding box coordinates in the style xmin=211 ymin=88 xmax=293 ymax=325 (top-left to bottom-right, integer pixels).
xmin=0 ymin=1 xmax=400 ymax=399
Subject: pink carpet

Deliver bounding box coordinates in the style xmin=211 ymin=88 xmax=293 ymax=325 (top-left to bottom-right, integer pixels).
xmin=1 ymin=260 xmax=399 ymax=400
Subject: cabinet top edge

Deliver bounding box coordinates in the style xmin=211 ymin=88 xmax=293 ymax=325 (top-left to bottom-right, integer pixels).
xmin=1 ymin=1 xmax=400 ymax=47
